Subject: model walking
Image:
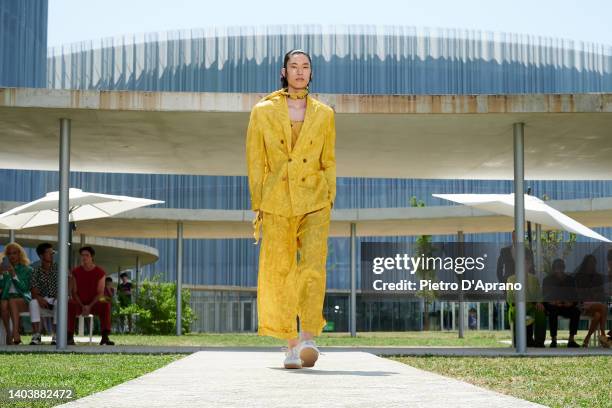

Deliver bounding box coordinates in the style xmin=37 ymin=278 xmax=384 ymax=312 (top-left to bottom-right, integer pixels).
xmin=246 ymin=49 xmax=336 ymax=369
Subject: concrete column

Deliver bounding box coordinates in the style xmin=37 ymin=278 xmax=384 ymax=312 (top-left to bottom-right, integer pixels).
xmin=513 ymin=122 xmax=527 ymax=353
xmin=56 ymin=118 xmax=71 ymax=350
xmin=176 ymin=221 xmax=184 ymax=336
xmin=457 ymin=230 xmax=465 ymax=338
xmin=500 ymin=301 xmax=505 ymax=331
xmin=439 ymin=301 xmax=444 ymax=330
xmin=8 ymin=230 xmax=15 ymax=243
xmin=451 ymin=302 xmax=456 ymax=331
xmin=476 ymin=302 xmax=481 ymax=330
xmin=349 ymin=222 xmax=357 ymax=337
xmin=488 ymin=301 xmax=494 ymax=330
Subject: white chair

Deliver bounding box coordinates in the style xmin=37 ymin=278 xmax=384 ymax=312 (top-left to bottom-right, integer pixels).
xmin=77 ymin=314 xmax=95 ymax=345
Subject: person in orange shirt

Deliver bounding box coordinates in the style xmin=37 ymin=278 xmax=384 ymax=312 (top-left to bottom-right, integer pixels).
xmin=246 ymin=49 xmax=336 ymax=369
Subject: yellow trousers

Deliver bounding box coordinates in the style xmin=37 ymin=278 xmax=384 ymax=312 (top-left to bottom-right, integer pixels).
xmin=257 ymin=204 xmax=331 ymax=340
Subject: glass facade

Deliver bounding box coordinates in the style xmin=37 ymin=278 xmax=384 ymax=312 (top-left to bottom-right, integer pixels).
xmin=0 ymin=0 xmax=47 ymax=87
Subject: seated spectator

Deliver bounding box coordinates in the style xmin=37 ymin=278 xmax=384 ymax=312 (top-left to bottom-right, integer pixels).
xmin=104 ymin=277 xmax=115 ymax=302
xmin=506 ymin=250 xmax=546 ymax=347
xmin=574 ymin=254 xmax=609 ymax=348
xmin=543 ymin=258 xmax=580 ymax=348
xmin=118 ymin=272 xmax=133 ymax=332
xmin=29 ymin=243 xmax=60 ymax=345
xmin=0 ymin=243 xmax=33 ymax=345
xmin=67 ymin=246 xmax=115 ymax=345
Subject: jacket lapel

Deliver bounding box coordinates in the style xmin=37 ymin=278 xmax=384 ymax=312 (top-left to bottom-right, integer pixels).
xmin=276 ymin=93 xmax=316 ymax=154
xmin=294 ymin=95 xmax=315 ymax=152
xmin=277 ymin=96 xmax=293 ymax=153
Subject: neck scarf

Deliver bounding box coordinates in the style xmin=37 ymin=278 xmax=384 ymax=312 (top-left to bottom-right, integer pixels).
xmin=280 ymin=87 xmax=309 ymax=99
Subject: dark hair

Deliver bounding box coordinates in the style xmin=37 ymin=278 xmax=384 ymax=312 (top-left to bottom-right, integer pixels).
xmin=281 ymin=49 xmax=312 ymax=89
xmin=552 ymin=258 xmax=565 ymax=271
xmin=79 ymin=246 xmax=95 ymax=257
xmin=36 ymin=242 xmax=53 ymax=256
xmin=105 ymin=277 xmax=113 ymax=283
xmin=120 ymin=272 xmax=128 ymax=279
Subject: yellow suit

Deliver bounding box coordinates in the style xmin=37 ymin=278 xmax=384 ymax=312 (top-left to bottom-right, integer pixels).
xmin=246 ymin=89 xmax=336 ymax=217
xmin=246 ymin=88 xmax=336 ymax=340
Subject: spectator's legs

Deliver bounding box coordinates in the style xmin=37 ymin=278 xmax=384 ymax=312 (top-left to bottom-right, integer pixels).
xmin=526 ymin=323 xmax=535 ymax=346
xmin=67 ymin=299 xmax=82 ymax=335
xmin=567 ymin=306 xmax=580 ymax=341
xmin=29 ymin=298 xmax=41 ymax=334
xmin=582 ymin=303 xmax=608 ymax=345
xmin=546 ymin=304 xmax=559 ymax=340
xmin=92 ymin=301 xmax=112 ymax=333
xmin=8 ymin=298 xmax=28 ymax=343
xmin=1 ymin=300 xmax=11 ymax=343
xmin=92 ymin=301 xmax=114 ymax=345
xmin=533 ymin=307 xmax=547 ymax=346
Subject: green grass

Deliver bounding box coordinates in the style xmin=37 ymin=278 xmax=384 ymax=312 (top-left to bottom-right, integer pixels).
xmin=18 ymin=329 xmax=587 ymax=348
xmin=0 ymin=353 xmax=184 ymax=407
xmin=391 ymin=356 xmax=612 ymax=408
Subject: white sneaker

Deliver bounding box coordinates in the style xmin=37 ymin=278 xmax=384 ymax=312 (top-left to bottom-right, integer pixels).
xmin=299 ymin=340 xmax=320 ymax=368
xmin=283 ymin=346 xmax=302 ymax=369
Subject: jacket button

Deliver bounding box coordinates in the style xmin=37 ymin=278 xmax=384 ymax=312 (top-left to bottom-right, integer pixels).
xmin=302 ymin=177 xmax=306 ymax=182
xmin=288 ymin=158 xmax=292 ymax=162
xmin=280 ymin=140 xmax=284 ymax=144
xmin=282 ymin=176 xmax=287 ymax=181
xmin=303 ymin=158 xmax=307 ymax=163
xmin=310 ymin=141 xmax=313 ymax=144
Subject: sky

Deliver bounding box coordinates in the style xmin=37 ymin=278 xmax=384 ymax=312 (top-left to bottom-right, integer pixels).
xmin=47 ymin=0 xmax=612 ymax=48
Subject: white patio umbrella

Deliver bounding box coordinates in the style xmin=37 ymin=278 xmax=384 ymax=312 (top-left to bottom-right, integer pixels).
xmin=432 ymin=193 xmax=611 ymax=242
xmin=0 ymin=188 xmax=164 ymax=229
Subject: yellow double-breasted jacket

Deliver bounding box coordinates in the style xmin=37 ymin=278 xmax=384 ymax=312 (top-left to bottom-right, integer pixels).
xmin=246 ymin=89 xmax=336 ymax=217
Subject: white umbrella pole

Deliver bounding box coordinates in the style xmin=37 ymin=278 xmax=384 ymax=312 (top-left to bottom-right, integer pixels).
xmin=56 ymin=118 xmax=71 ymax=350
xmin=513 ymin=123 xmax=527 ymax=353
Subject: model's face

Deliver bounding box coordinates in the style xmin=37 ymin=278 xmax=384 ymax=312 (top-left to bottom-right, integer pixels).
xmin=282 ymin=54 xmax=311 ymax=91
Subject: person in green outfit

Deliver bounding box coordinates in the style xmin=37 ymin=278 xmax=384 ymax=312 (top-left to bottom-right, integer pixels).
xmin=0 ymin=242 xmax=33 ymax=345
xmin=506 ymin=250 xmax=546 ymax=347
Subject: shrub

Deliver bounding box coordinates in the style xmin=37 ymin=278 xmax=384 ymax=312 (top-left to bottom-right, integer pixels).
xmin=117 ymin=275 xmax=195 ymax=334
